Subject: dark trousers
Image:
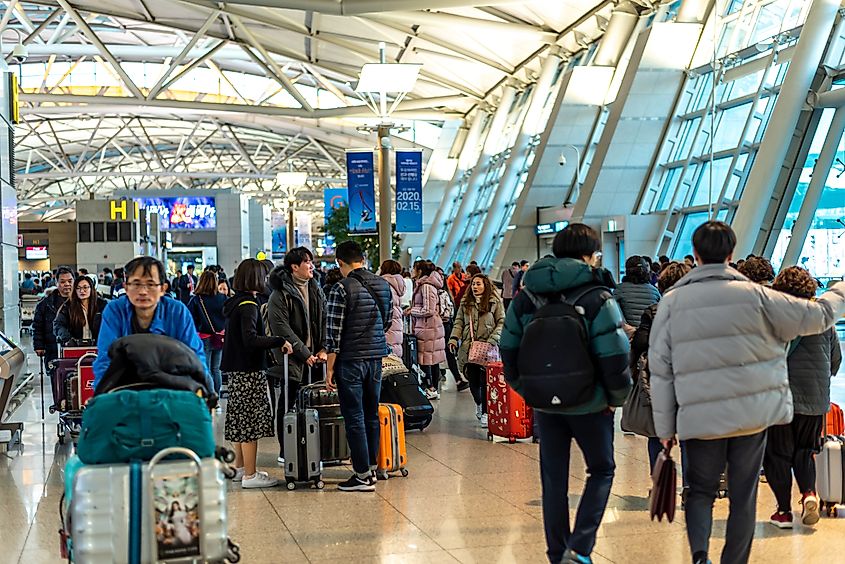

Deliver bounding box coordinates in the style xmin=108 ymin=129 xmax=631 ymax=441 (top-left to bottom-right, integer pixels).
xmin=420 ymin=364 xmax=439 ymax=392
xmin=442 ymin=321 xmax=462 ymax=384
xmin=536 ymin=410 xmax=615 ymax=562
xmin=685 ymin=431 xmax=767 ymax=564
xmin=763 ymin=414 xmax=824 ymax=512
xmin=335 ymin=359 xmax=382 ymax=475
xmin=464 ymin=363 xmax=486 ymax=413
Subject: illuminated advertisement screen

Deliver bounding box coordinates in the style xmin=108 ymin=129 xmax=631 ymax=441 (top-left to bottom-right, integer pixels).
xmin=136 ymin=197 xmax=216 ymax=230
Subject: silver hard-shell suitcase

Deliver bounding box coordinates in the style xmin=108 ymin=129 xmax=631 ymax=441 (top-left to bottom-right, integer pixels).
xmin=68 ymin=447 xmax=237 ymax=563
xmin=280 ymin=354 xmax=323 ymax=490
xmin=816 ymin=436 xmax=845 ymax=516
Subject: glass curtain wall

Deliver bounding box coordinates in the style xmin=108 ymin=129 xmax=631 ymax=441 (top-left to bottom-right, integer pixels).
xmin=640 ymin=0 xmax=812 ymax=258
xmin=771 ymin=106 xmax=845 ymax=279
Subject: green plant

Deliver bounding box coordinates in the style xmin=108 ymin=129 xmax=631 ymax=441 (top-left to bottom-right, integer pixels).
xmin=324 ymin=205 xmax=401 ymax=262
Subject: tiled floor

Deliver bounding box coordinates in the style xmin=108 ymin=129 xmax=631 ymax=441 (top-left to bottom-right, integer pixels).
xmin=3 ymin=345 xmax=845 ymax=564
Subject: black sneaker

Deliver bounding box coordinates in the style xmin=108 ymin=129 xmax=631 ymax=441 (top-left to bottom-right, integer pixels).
xmin=456 ymin=380 xmax=470 ymax=392
xmin=338 ymin=474 xmax=376 ymax=492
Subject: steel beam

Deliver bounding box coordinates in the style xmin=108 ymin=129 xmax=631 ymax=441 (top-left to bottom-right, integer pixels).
xmin=55 ymin=0 xmax=145 ymax=99
xmin=20 ymin=170 xmax=345 ymax=182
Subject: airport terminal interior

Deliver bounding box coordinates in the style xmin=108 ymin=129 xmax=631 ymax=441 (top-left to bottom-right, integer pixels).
xmin=1 ymin=0 xmax=845 ymax=563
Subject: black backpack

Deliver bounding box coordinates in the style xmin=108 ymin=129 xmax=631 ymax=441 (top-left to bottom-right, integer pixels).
xmin=517 ymin=285 xmax=607 ymax=409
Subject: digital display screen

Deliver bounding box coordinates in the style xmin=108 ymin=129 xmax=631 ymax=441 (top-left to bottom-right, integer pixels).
xmin=25 ymin=246 xmax=48 ymax=259
xmin=136 ymin=197 xmax=216 ymax=230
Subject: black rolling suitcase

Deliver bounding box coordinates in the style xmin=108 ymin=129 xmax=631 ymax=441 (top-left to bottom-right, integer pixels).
xmin=380 ymin=370 xmax=434 ymax=431
xmin=298 ymin=373 xmax=350 ymax=466
xmin=402 ymin=316 xmax=419 ymax=370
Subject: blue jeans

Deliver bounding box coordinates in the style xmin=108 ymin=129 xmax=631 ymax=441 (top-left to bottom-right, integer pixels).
xmin=536 ymin=410 xmax=615 ymax=562
xmin=335 ymin=358 xmax=382 ymax=476
xmin=203 ymin=339 xmax=222 ymax=396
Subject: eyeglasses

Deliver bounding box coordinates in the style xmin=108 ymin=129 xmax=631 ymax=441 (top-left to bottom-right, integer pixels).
xmin=76 ymin=286 xmax=91 ymax=292
xmin=125 ymin=282 xmax=162 ymax=291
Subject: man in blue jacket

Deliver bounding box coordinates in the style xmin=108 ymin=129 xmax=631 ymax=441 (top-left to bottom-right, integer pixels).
xmin=93 ymin=256 xmax=209 ymax=391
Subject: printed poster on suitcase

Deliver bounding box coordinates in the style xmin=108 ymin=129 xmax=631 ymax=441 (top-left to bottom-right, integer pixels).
xmin=153 ymin=473 xmax=201 ymax=560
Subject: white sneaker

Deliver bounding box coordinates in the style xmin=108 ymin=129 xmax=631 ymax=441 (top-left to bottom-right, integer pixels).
xmin=277 ymin=456 xmax=285 ymax=466
xmin=425 ymin=389 xmax=439 ymax=400
xmin=232 ymin=467 xmax=245 ymax=482
xmin=480 ymin=413 xmax=488 ymax=429
xmin=475 ymin=404 xmax=483 ymax=420
xmin=241 ymin=471 xmax=279 ymax=489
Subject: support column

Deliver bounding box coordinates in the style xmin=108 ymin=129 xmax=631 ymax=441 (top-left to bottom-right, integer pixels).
xmin=421 ymin=109 xmax=488 ymax=258
xmin=731 ymin=0 xmax=839 ymax=258
xmin=437 ymin=84 xmax=517 ymax=264
xmin=781 ymin=106 xmax=845 ymax=267
xmin=471 ymin=49 xmax=562 ymax=268
xmin=287 ymin=206 xmax=295 ymax=252
xmin=377 ymin=123 xmax=393 ymax=264
xmin=0 ymin=73 xmax=18 ymax=335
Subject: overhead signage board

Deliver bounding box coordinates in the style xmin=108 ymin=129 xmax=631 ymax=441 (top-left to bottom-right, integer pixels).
xmin=395 ymin=150 xmax=423 ymax=233
xmin=535 ymin=221 xmax=569 ymax=236
xmin=345 ymin=151 xmax=377 ymax=235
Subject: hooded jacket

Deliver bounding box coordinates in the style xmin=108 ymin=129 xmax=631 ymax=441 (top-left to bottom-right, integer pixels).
xmin=649 ymin=264 xmax=845 ymax=441
xmin=615 ymin=281 xmax=661 ymax=327
xmin=381 ymin=273 xmax=406 ymax=357
xmin=220 ymin=292 xmax=287 ymax=373
xmin=499 ymin=257 xmax=632 ymax=415
xmin=266 ymin=267 xmax=327 ymax=382
xmin=410 ymin=271 xmax=447 ymax=366
xmin=449 ymin=288 xmax=505 ymax=371
xmin=93 ymin=295 xmax=207 ymax=388
xmin=786 ymin=327 xmax=841 ymax=416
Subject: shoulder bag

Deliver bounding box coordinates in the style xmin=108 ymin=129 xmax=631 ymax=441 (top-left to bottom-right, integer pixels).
xmin=621 ymin=352 xmax=656 ymax=437
xmin=199 ymin=296 xmax=225 ymax=350
xmin=467 ymin=310 xmax=500 ymax=366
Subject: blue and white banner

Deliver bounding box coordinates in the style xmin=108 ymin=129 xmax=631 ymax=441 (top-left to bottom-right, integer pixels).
xmin=395 ymin=150 xmax=423 ymax=233
xmin=345 ymin=151 xmax=377 ymax=234
xmin=323 ymin=187 xmax=348 ymax=253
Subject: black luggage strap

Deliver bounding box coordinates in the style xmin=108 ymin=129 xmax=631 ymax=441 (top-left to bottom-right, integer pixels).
xmin=348 ymin=271 xmax=388 ymax=328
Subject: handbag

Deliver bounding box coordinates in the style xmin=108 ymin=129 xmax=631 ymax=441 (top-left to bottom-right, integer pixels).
xmin=649 ymin=447 xmax=677 ymax=523
xmin=467 ymin=312 xmax=500 ymax=366
xmin=621 ymin=352 xmax=656 ymax=437
xmin=199 ymin=296 xmax=225 ymax=350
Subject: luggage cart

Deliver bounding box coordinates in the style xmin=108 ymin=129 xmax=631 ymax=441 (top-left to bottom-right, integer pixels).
xmin=49 ymin=350 xmax=97 ymax=445
xmin=19 ymin=294 xmax=40 ymax=336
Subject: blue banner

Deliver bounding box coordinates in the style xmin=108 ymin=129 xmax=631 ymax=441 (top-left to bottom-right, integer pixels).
xmin=395 ymin=150 xmax=423 ymax=233
xmin=271 ymin=211 xmax=286 ymax=258
xmin=324 ymin=187 xmax=348 ymax=253
xmin=346 ymin=151 xmax=377 ymax=234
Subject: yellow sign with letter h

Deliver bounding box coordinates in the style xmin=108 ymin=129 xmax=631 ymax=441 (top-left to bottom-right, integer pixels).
xmin=110 ymin=200 xmax=139 ymax=221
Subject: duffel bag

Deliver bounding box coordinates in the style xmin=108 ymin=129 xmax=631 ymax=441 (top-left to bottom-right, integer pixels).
xmin=76 ymin=389 xmax=215 ymax=464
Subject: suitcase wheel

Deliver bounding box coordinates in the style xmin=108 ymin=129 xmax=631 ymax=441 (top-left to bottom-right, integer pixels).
xmin=508 ymin=437 xmax=516 ymax=444
xmin=227 ymin=539 xmax=242 ymax=563
xmin=487 ymin=433 xmax=493 ymax=442
xmin=315 ymin=480 xmax=325 ymax=490
xmin=400 ymin=468 xmax=409 ymax=478
xmin=377 ymin=470 xmax=389 ymax=481
xmin=286 ymin=481 xmax=296 ymax=491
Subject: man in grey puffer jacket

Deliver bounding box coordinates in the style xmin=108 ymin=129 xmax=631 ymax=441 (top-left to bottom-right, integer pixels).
xmin=649 ymin=222 xmax=845 ymax=564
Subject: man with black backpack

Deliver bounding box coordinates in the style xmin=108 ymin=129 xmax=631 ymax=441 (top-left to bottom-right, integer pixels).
xmin=500 ymin=223 xmax=632 ymax=564
xmin=325 ymin=241 xmax=392 ymax=492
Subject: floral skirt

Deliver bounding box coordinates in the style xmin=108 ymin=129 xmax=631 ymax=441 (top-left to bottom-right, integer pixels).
xmin=224 ymin=371 xmax=274 ymax=443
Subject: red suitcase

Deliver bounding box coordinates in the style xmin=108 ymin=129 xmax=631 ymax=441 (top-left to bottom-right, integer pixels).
xmin=486 ymin=362 xmax=533 ymax=443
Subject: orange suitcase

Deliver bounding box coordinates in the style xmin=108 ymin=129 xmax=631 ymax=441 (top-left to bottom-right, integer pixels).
xmin=824 ymin=402 xmax=844 ymax=437
xmin=377 ymin=403 xmax=408 ymax=479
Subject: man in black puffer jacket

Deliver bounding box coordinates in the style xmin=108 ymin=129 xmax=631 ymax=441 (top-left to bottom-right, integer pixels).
xmin=325 ymin=241 xmax=392 ymax=492
xmin=33 ymin=267 xmax=74 ymax=404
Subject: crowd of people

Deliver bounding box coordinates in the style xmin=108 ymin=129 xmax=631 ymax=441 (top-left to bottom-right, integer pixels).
xmin=26 ymin=220 xmax=845 ymax=564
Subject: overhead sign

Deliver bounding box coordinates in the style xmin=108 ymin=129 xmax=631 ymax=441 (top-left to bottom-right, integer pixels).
xmin=271 ymin=211 xmax=287 ymax=258
xmin=109 ymin=199 xmax=139 ymax=221
xmin=395 ymin=150 xmax=423 ymax=233
xmin=535 ymin=221 xmax=569 ymax=236
xmin=345 ymin=150 xmax=377 ymax=235
xmin=136 ymin=197 xmax=216 ymax=230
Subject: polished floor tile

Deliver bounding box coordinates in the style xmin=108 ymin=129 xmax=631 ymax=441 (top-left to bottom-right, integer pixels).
xmin=2 ymin=345 xmax=845 ymax=563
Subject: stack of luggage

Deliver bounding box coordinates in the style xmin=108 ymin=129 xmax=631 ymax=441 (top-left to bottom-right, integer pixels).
xmin=380 ymin=354 xmax=434 ymax=431
xmin=60 ymin=334 xmax=240 ymax=564
xmin=49 ymin=343 xmax=98 ymax=445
